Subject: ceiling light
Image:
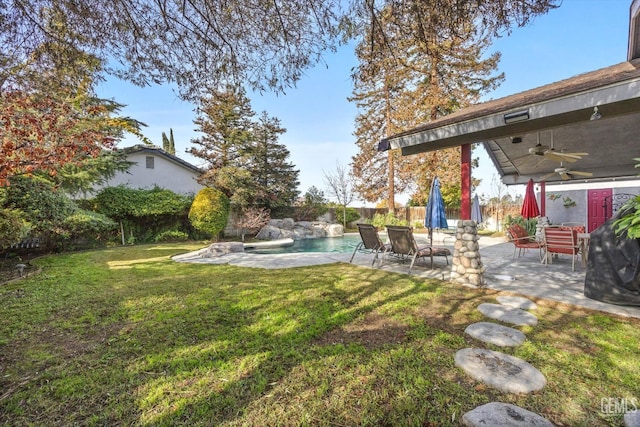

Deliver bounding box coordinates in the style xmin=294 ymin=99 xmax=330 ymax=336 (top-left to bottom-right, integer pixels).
xmin=590 ymin=106 xmax=602 ymax=121
xmin=504 ymin=110 xmax=530 ymax=124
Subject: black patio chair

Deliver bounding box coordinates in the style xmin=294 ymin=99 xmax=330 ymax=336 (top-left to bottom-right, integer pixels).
xmin=383 ymin=225 xmax=450 ymax=274
xmin=349 ymin=223 xmax=391 ymax=267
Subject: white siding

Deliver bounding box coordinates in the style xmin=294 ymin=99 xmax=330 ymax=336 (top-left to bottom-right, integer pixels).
xmin=97 ymin=151 xmax=204 ymax=195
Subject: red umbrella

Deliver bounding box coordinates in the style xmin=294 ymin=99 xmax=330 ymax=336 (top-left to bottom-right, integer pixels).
xmin=521 ymin=179 xmax=540 ymax=219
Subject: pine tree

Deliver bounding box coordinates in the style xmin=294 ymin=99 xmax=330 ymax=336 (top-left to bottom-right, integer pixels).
xmin=248 ymin=111 xmax=300 ymax=210
xmin=350 ymin=1 xmax=504 ymax=209
xmin=168 ymin=128 xmax=176 ymax=155
xmin=161 ymin=132 xmax=170 ymax=152
xmin=188 ymin=85 xmax=256 ymax=195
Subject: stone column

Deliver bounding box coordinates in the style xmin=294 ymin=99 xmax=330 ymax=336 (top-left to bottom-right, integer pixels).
xmin=450 ymin=220 xmax=485 ymax=287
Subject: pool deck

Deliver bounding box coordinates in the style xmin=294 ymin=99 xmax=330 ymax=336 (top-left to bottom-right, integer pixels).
xmin=173 ymin=232 xmax=640 ymax=319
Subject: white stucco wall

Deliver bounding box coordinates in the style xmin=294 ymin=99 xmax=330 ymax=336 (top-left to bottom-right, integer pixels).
xmin=96 ymin=151 xmax=204 ymax=195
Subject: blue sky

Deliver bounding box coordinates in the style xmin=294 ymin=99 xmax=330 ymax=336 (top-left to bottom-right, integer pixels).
xmin=97 ymin=0 xmax=632 ymax=205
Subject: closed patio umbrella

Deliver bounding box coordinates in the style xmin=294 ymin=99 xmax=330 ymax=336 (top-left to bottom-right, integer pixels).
xmin=471 ymin=194 xmax=482 ymax=224
xmin=521 ymin=179 xmax=540 ymax=219
xmin=424 ymin=176 xmax=448 ymax=245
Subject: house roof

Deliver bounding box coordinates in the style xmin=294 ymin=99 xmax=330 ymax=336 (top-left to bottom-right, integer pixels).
xmin=380 ymin=1 xmax=640 ymax=186
xmin=122 ymin=145 xmax=203 ymax=174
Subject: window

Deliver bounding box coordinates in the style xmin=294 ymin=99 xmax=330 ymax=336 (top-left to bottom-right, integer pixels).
xmin=146 ymin=156 xmax=154 ymax=169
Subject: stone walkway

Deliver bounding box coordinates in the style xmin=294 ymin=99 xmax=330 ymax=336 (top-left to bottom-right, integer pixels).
xmin=457 ymin=295 xmax=553 ymax=426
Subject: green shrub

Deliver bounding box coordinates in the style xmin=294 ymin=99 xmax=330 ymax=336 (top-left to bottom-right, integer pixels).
xmin=334 ymin=206 xmax=360 ymax=225
xmin=0 ymin=209 xmax=28 ymax=249
xmin=92 ymin=185 xmax=194 ymax=243
xmin=370 ymin=212 xmax=409 ymax=229
xmin=154 ymin=230 xmax=189 ymax=242
xmin=188 ymin=188 xmax=230 ymax=240
xmin=503 ymin=215 xmax=537 ymax=236
xmin=62 ymin=210 xmax=118 ymax=240
xmin=614 ymin=195 xmax=640 ymax=239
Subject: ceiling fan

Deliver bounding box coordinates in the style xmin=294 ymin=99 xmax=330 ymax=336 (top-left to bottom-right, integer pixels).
xmin=540 ymin=164 xmax=594 ymax=181
xmin=514 ymin=131 xmax=589 ymax=166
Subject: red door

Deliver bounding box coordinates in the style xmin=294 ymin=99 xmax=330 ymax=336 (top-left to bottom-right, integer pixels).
xmin=587 ymin=188 xmax=612 ymax=232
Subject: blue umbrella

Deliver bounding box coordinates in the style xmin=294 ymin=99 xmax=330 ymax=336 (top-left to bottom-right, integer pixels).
xmin=425 ymin=177 xmax=448 ymax=245
xmin=471 ymin=194 xmax=483 ymax=224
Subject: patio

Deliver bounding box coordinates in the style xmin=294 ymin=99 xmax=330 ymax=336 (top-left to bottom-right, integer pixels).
xmin=174 ymin=231 xmax=640 ymax=320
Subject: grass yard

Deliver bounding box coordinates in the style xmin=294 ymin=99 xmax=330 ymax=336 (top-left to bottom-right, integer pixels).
xmin=1 ymin=243 xmax=639 ymax=426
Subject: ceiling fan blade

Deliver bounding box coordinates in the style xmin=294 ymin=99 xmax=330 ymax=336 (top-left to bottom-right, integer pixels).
xmin=560 ymin=172 xmax=571 ymax=180
xmin=540 ymin=172 xmax=557 ymax=181
xmin=544 ymin=152 xmax=578 ymax=163
xmin=563 ymin=152 xmax=589 ymax=157
xmin=568 ymin=170 xmax=593 ymax=177
xmin=513 ymin=154 xmax=533 ymax=167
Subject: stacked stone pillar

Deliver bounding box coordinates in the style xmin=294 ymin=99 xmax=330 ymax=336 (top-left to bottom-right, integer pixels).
xmin=450 ymin=220 xmax=485 ymax=287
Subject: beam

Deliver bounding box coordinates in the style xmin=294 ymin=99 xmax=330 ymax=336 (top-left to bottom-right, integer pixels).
xmin=461 ymin=144 xmax=471 ymax=220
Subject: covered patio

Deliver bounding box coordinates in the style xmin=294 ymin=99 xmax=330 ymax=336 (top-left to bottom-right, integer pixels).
xmin=379 ymin=0 xmax=640 ymax=221
xmin=373 ymin=1 xmax=640 ymax=312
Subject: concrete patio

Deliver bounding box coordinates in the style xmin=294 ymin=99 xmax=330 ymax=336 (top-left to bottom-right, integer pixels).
xmin=173 ymin=231 xmax=640 ymax=320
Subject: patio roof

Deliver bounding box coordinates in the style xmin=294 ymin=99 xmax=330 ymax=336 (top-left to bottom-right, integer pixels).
xmin=380 ymin=2 xmax=640 ymax=186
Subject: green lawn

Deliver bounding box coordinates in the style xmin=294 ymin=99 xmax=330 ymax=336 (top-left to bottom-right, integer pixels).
xmin=1 ymin=243 xmax=638 ymax=426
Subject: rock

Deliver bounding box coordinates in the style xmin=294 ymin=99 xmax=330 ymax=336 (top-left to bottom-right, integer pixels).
xmin=455 ymin=348 xmax=547 ymax=393
xmin=497 ymin=296 xmax=538 ymax=310
xmin=256 ymin=220 xmax=343 ymax=241
xmin=465 ymin=322 xmax=526 ymax=347
xmin=478 ymin=303 xmax=538 ymax=326
xmin=625 ymin=410 xmax=640 ymax=427
xmin=205 ymin=242 xmax=245 ymax=257
xmin=462 ymin=402 xmax=554 ymax=427
xmin=255 ymin=225 xmax=283 ymax=240
xmin=326 ymin=224 xmax=344 ymax=237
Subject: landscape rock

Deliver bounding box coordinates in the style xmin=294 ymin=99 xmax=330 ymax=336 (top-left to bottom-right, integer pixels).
xmin=464 ymin=322 xmax=526 ymax=347
xmin=497 ymin=296 xmax=538 ymax=310
xmin=256 ymin=219 xmax=343 ymax=241
xmin=477 ymin=303 xmax=538 ymax=326
xmin=454 ymin=348 xmax=546 ymax=393
xmin=462 ymin=402 xmax=554 ymax=427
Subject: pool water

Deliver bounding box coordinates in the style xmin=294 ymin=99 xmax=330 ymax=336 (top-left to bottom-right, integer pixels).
xmin=247 ymin=234 xmax=363 ymax=254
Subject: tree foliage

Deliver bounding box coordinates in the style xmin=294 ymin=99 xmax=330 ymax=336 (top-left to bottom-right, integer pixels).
xmin=2 ymin=1 xmax=558 ymax=99
xmin=350 ymin=1 xmax=507 ymax=209
xmin=190 ymin=87 xmax=299 ymax=211
xmin=324 ymin=161 xmax=355 ymax=229
xmin=188 ymin=188 xmax=230 ymax=240
xmin=0 ymin=176 xmax=116 ymax=249
xmin=294 ymin=186 xmax=329 ymax=221
xmin=162 ymin=129 xmax=176 ymax=155
xmin=232 ymin=207 xmax=271 ymax=242
xmin=249 ymin=111 xmax=300 ymax=210
xmin=0 ymin=9 xmax=147 ymax=187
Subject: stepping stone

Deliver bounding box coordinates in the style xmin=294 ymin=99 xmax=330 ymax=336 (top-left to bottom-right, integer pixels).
xmin=478 ymin=303 xmax=538 ymax=327
xmin=462 ymin=402 xmax=554 ymax=427
xmin=465 ymin=322 xmax=526 ymax=347
xmin=454 ymin=348 xmax=546 ymax=394
xmin=625 ymin=410 xmax=640 ymax=427
xmin=497 ymin=296 xmax=538 ymax=310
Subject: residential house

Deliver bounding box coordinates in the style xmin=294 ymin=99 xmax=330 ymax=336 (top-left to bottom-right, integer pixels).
xmin=95 ymin=145 xmax=205 ymax=195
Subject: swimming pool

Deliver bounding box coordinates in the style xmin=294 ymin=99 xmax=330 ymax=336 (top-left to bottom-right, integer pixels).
xmin=246 ymin=234 xmax=363 ymax=254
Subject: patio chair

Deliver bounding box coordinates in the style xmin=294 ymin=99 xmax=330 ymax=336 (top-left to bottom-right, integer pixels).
xmin=507 ymin=224 xmax=543 ymax=260
xmin=383 ymin=225 xmax=450 ymax=274
xmin=542 ymin=226 xmax=580 ymax=271
xmin=349 ymin=223 xmax=391 ymax=267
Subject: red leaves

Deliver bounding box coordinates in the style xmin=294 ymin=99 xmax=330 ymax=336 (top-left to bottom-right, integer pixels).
xmin=0 ymin=90 xmax=118 ymax=186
